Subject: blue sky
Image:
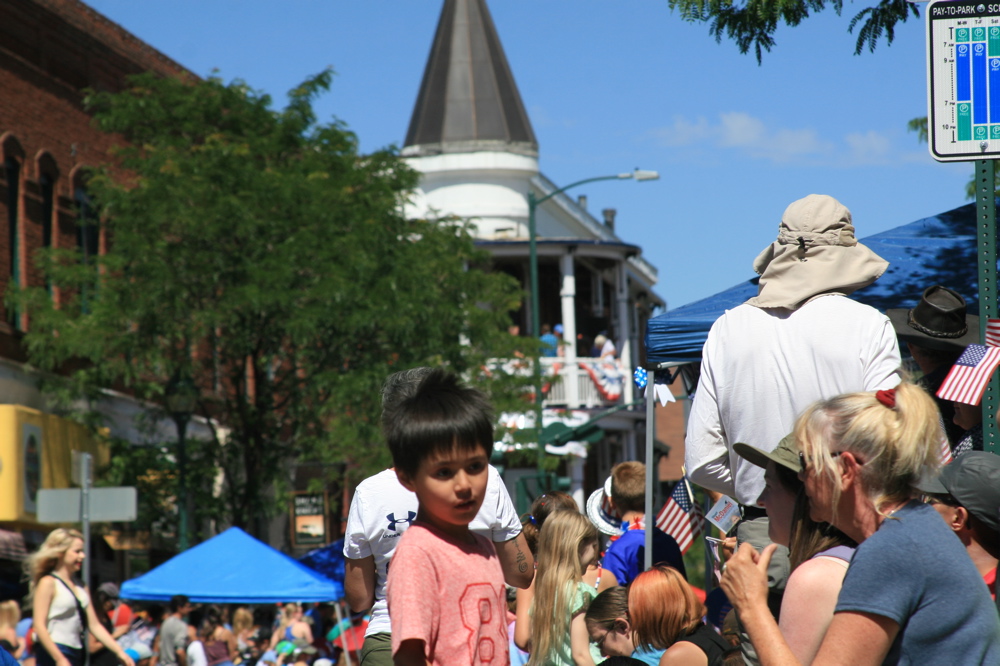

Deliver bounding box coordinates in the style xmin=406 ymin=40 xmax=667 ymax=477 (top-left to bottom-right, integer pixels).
xmin=86 ymin=0 xmax=971 ymax=310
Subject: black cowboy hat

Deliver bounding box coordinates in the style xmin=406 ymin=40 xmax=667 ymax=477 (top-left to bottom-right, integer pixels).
xmin=887 ymin=285 xmax=979 ymax=352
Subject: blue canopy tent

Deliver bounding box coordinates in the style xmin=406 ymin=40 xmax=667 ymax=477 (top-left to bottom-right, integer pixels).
xmin=120 ymin=527 xmax=343 ymax=603
xmin=645 ymin=201 xmax=981 ymax=367
xmin=297 ymin=539 xmax=346 ymax=586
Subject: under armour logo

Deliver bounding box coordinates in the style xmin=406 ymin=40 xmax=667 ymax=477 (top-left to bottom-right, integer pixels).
xmin=386 ymin=511 xmax=416 ymax=531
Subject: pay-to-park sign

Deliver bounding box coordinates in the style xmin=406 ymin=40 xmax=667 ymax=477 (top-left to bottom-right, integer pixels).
xmin=927 ymin=0 xmax=1000 ymax=160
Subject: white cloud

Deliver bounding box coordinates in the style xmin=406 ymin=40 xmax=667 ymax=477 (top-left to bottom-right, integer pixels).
xmin=718 ymin=112 xmax=766 ymax=148
xmin=650 ymin=115 xmax=712 ymax=146
xmin=845 ymin=130 xmax=891 ymax=165
xmin=647 ymin=112 xmax=904 ymax=167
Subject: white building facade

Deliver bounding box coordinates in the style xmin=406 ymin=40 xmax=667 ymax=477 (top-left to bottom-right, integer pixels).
xmin=401 ymin=0 xmax=664 ymax=506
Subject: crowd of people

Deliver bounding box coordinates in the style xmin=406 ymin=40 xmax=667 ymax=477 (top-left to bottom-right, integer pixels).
xmin=5 ymin=193 xmax=1000 ymax=666
xmin=338 ymin=194 xmax=1000 ymax=666
xmin=0 ymin=533 xmax=347 ymax=666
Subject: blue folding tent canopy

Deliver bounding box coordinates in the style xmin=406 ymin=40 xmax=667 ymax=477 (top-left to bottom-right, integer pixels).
xmin=120 ymin=527 xmax=343 ymax=603
xmin=645 ymin=202 xmax=982 ymax=367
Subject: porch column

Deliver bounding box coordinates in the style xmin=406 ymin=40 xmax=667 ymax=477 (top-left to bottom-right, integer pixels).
xmin=560 ymin=252 xmax=580 ymax=408
xmin=616 ymin=262 xmax=634 ymax=404
xmin=569 ymin=455 xmax=586 ymax=512
xmin=625 ymin=429 xmax=637 ymax=461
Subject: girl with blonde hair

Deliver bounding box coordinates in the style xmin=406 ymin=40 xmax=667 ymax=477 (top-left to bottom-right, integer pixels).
xmin=267 ymin=603 xmax=311 ymax=649
xmin=520 ymin=510 xmax=599 ymax=666
xmin=629 ymin=565 xmax=732 ymax=665
xmin=0 ymin=599 xmax=23 ymax=659
xmin=24 ymin=528 xmax=134 ymax=666
xmin=231 ymin=607 xmax=255 ymax=653
xmin=723 ymin=383 xmax=1000 ymax=665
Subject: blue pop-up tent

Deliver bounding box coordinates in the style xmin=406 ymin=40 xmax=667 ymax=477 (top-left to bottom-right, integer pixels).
xmin=120 ymin=527 xmax=343 ymax=603
xmin=645 ymin=202 xmax=982 ymax=366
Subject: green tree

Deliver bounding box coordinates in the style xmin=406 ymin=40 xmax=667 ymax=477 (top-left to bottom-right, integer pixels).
xmin=12 ymin=71 xmax=528 ymax=537
xmin=671 ymin=0 xmax=919 ymax=62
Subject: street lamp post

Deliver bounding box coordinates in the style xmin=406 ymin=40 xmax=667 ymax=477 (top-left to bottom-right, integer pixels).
xmin=166 ymin=372 xmax=197 ymax=551
xmin=528 ymin=169 xmax=659 ymax=468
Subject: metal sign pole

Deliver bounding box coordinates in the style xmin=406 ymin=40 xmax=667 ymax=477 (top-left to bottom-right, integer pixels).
xmin=644 ymin=374 xmax=655 ymax=572
xmin=81 ymin=452 xmax=92 ymax=588
xmin=976 ymin=160 xmax=999 ymax=454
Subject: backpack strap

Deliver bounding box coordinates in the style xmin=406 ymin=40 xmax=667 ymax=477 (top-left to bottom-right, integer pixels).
xmin=48 ymin=574 xmax=89 ymax=631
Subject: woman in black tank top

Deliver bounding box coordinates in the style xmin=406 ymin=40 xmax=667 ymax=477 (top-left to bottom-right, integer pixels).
xmin=627 ymin=565 xmax=737 ymax=666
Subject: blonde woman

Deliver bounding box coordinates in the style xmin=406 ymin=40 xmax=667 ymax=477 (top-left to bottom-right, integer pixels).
xmin=723 ymin=383 xmax=1000 ymax=665
xmin=25 ymin=528 xmax=134 ymax=666
xmin=520 ymin=510 xmax=599 ymax=666
xmin=231 ymin=608 xmax=255 ymax=654
xmin=0 ymin=600 xmax=23 ymax=659
xmin=268 ymin=603 xmax=311 ymax=649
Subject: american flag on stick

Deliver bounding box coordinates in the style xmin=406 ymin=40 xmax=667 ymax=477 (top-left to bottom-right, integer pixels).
xmin=655 ymin=476 xmax=704 ymax=554
xmin=936 ymin=343 xmax=1000 ymax=406
xmin=985 ymin=318 xmax=1000 ymax=348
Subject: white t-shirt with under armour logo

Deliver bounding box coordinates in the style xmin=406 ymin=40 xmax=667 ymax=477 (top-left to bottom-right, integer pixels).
xmin=343 ymin=466 xmax=521 ymax=637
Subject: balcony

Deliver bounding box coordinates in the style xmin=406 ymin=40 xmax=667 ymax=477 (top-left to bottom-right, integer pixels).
xmin=541 ymin=357 xmax=624 ymax=408
xmin=493 ymin=356 xmax=624 ymax=409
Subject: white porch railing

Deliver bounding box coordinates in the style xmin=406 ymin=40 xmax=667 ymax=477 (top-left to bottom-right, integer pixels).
xmin=489 ymin=357 xmax=625 ymax=408
xmin=540 ymin=357 xmax=624 ymax=408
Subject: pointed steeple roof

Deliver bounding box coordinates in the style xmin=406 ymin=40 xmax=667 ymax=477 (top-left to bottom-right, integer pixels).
xmin=404 ymin=0 xmax=537 ymax=156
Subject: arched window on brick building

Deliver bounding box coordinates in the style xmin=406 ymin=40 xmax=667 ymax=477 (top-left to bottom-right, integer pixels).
xmin=73 ymin=171 xmax=99 ymax=312
xmin=37 ymin=154 xmax=58 ymax=251
xmin=37 ymin=153 xmax=59 ymax=297
xmin=2 ymin=135 xmax=25 ymax=326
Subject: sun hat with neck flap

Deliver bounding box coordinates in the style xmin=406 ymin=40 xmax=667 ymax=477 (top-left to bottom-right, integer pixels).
xmin=746 ymin=194 xmax=889 ymax=311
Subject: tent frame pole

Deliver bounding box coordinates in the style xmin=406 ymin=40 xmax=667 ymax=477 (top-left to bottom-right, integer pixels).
xmin=644 ymin=370 xmax=655 ymax=571
xmin=333 ymin=600 xmax=352 ymax=666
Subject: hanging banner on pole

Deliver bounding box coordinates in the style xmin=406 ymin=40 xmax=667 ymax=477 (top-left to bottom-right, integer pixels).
xmin=927 ymin=1 xmax=1000 ymax=161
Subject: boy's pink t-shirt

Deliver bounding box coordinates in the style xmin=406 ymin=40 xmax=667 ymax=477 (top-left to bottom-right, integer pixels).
xmin=386 ymin=521 xmax=508 ymax=665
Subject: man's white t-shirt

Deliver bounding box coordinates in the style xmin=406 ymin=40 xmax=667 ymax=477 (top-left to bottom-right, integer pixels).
xmin=343 ymin=465 xmax=521 ymax=637
xmin=685 ymin=296 xmax=901 ymax=505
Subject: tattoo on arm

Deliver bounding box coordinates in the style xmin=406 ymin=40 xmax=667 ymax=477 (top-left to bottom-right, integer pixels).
xmin=515 ymin=540 xmax=528 ymax=573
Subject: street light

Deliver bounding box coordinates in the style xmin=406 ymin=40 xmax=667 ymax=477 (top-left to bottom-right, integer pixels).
xmin=166 ymin=371 xmax=197 ymax=551
xmin=528 ymin=169 xmax=660 ymax=468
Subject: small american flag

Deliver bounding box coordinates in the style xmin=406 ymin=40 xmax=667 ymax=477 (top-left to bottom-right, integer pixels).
xmin=938 ymin=438 xmax=953 ymax=465
xmin=655 ymin=476 xmax=704 ymax=554
xmin=986 ymin=319 xmax=1000 ymax=348
xmin=937 ymin=344 xmax=1000 ymax=405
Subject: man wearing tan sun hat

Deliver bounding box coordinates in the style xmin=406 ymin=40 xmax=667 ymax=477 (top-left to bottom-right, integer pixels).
xmin=685 ymin=194 xmax=903 ymax=662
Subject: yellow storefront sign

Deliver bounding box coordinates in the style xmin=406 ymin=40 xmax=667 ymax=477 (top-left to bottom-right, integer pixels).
xmin=0 ymin=405 xmax=106 ymax=522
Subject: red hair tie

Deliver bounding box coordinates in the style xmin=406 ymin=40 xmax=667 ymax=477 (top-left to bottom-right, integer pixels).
xmin=876 ymin=389 xmax=896 ymax=408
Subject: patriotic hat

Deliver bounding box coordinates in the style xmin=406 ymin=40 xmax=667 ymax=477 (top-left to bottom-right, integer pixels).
xmin=887 ymin=285 xmax=978 ymax=352
xmin=585 ymin=475 xmax=621 ymax=535
xmin=733 ymin=433 xmax=801 ymax=474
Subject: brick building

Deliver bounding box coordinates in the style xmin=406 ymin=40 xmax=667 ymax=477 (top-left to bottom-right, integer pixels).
xmin=0 ymin=0 xmax=189 ymax=329
xmin=0 ymin=0 xmax=193 ymax=589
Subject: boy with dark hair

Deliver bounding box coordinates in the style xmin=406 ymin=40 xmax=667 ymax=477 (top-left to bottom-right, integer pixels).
xmin=384 ymin=369 xmax=508 ymax=666
xmin=602 ymin=462 xmax=686 ymax=585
